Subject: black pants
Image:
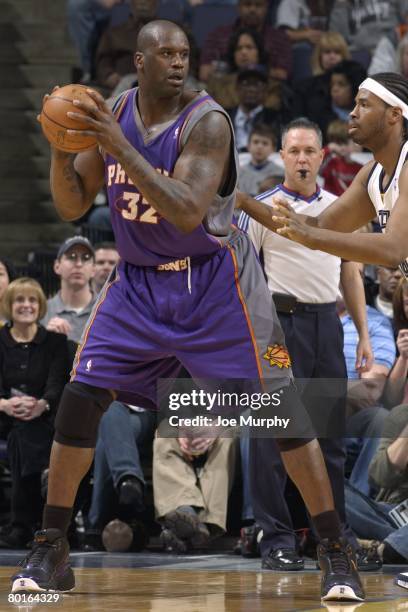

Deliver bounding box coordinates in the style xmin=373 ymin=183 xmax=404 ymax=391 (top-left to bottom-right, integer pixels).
xmin=249 ymin=303 xmax=357 ymax=556
xmin=7 ymin=419 xmax=53 ymax=533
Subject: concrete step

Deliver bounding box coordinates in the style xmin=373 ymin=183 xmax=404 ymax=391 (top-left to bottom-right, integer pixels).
xmin=0 ymin=155 xmax=49 ymax=178
xmin=0 ymin=199 xmax=58 ymax=223
xmin=0 ymin=110 xmax=42 ymax=132
xmin=0 ymin=134 xmax=51 ymax=157
xmin=0 ymin=22 xmax=73 ymax=43
xmin=0 ymin=222 xmax=74 ymax=262
xmin=1 ymin=178 xmax=51 ymax=200
xmin=0 ymin=0 xmax=68 ymax=23
xmin=0 ymin=64 xmax=73 ymax=88
xmin=0 ymin=42 xmax=77 ymax=64
xmin=0 ymin=88 xmax=48 ymax=110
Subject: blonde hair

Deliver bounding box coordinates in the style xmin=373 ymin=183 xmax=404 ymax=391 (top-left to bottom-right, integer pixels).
xmin=1 ymin=277 xmax=47 ymax=321
xmin=311 ymin=31 xmax=350 ymax=76
xmin=326 ymin=119 xmax=349 ymax=144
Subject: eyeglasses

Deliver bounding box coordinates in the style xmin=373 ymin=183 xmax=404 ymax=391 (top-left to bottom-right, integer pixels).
xmin=63 ymin=252 xmax=93 ymax=263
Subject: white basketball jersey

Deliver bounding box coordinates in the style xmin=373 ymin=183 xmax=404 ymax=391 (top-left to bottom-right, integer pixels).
xmin=367 ymin=140 xmax=408 ymax=277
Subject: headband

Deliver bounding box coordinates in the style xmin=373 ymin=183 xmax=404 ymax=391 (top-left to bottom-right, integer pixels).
xmin=359 ymin=77 xmax=408 ymax=120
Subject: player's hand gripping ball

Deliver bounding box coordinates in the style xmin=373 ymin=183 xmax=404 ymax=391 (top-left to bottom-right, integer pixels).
xmin=40 ymin=84 xmax=98 ymax=153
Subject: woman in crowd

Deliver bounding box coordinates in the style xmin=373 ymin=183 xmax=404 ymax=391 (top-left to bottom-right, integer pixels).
xmin=0 ymin=278 xmax=70 ymax=547
xmin=206 ymin=27 xmax=268 ymax=109
xmin=383 ymin=278 xmax=408 ymax=409
xmin=291 ymin=32 xmax=352 ymax=131
xmin=295 ymin=59 xmax=366 ymax=141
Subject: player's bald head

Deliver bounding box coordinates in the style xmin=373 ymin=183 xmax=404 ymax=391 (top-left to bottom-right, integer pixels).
xmin=136 ymin=20 xmax=188 ymax=53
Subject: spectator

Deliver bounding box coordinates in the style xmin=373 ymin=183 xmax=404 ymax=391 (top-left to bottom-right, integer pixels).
xmin=275 ymin=0 xmax=331 ymax=82
xmin=341 ymin=303 xmax=396 ymax=383
xmin=153 ymin=427 xmax=236 ymax=552
xmin=275 ymin=0 xmax=326 ymax=45
xmin=42 ymin=237 xmax=96 ymax=360
xmin=95 ymin=0 xmax=158 ymax=91
xmin=346 ymin=404 xmax=408 ymax=565
xmin=296 ymin=59 xmax=366 ymax=140
xmin=85 ymin=401 xmax=155 ymax=549
xmin=291 ymin=31 xmax=351 ymax=122
xmin=206 ymin=28 xmax=267 ymax=110
xmin=67 ymin=0 xmax=127 ymax=83
xmin=374 ymin=266 xmax=403 ymax=320
xmin=0 ymin=258 xmax=17 ymax=326
xmin=310 ymin=30 xmax=351 ymax=75
xmin=238 ymin=123 xmax=282 ymax=196
xmin=341 ymin=294 xmax=395 ymax=506
xmin=320 ymin=119 xmax=363 ymax=195
xmin=199 ymin=0 xmax=292 ymax=83
xmin=383 ymin=278 xmax=408 ymax=408
xmin=226 ymin=68 xmax=281 ymax=151
xmin=329 ymin=0 xmax=407 ymax=62
xmin=0 ymin=278 xmax=69 ymax=547
xmin=92 ymin=242 xmax=119 ymax=295
xmin=369 ymin=28 xmax=408 ymax=78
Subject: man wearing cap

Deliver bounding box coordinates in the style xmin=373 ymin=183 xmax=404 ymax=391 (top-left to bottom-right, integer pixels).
xmin=227 ymin=68 xmax=281 ymax=152
xmin=42 ymin=237 xmax=96 ymax=357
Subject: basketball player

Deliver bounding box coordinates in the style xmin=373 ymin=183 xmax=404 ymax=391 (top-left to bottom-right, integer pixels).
xmin=237 ymin=73 xmax=408 ymax=275
xmin=236 ymin=72 xmax=408 ymax=590
xmin=12 ymin=21 xmax=364 ymax=602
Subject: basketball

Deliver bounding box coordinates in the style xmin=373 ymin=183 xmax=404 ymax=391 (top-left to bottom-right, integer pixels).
xmin=102 ymin=519 xmax=134 ymax=553
xmin=40 ymin=84 xmax=98 ymax=153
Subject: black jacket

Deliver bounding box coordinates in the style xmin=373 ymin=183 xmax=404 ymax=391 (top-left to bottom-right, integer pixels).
xmin=0 ymin=324 xmax=70 ymax=415
xmin=0 ymin=324 xmax=70 ymax=476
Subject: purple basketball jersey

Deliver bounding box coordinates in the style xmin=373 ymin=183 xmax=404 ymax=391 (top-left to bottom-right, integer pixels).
xmin=105 ymin=88 xmax=236 ymax=266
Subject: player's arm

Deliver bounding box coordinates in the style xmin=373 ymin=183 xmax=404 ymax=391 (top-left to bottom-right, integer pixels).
xmin=117 ymin=111 xmax=230 ymax=233
xmin=340 ymin=261 xmax=373 ymax=373
xmin=236 ymin=162 xmax=376 ymax=232
xmin=274 ymin=163 xmax=408 ymax=266
xmin=66 ymin=89 xmax=231 ymax=233
xmin=50 ymin=147 xmax=105 ymax=221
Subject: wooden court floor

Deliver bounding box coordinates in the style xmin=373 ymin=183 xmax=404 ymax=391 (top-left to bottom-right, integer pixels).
xmin=0 ymin=565 xmax=408 ymax=612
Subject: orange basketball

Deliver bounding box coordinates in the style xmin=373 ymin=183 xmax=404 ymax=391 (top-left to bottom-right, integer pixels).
xmin=40 ymin=84 xmax=98 ymax=153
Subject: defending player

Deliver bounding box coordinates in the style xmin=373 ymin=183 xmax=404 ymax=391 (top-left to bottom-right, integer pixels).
xmin=236 ymin=71 xmax=408 ymax=590
xmin=12 ymin=21 xmax=364 ymax=602
xmin=238 ymin=73 xmax=408 ymax=275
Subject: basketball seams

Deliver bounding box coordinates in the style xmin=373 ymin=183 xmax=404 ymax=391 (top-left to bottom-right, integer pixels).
xmin=42 ymin=107 xmax=90 ymax=132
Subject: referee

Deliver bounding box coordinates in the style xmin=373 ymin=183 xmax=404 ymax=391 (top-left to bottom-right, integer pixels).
xmin=238 ymin=118 xmax=374 ymax=571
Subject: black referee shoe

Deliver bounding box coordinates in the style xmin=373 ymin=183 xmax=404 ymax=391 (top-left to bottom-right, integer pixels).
xmin=318 ymin=537 xmax=365 ymax=602
xmin=11 ymin=529 xmax=74 ymax=593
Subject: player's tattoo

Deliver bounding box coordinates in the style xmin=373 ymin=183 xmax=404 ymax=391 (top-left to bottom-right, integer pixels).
xmin=61 ymin=158 xmax=82 ymax=194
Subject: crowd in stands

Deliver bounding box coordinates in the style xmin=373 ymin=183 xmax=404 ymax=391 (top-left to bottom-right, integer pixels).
xmin=1 ymin=0 xmax=408 ymax=570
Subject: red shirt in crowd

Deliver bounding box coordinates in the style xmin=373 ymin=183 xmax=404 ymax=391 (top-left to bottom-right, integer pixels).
xmin=320 ymin=148 xmax=362 ymax=196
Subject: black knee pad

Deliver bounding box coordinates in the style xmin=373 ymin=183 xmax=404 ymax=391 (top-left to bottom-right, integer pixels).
xmin=55 ymin=382 xmax=113 ymax=448
xmin=276 ymin=438 xmax=312 ymax=452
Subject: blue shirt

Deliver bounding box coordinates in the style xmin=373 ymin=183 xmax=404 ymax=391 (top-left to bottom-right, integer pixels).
xmin=342 ymin=305 xmax=396 ymax=379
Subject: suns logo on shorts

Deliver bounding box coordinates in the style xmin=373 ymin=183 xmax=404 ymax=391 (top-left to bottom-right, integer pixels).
xmin=263 ymin=345 xmax=291 ymax=369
